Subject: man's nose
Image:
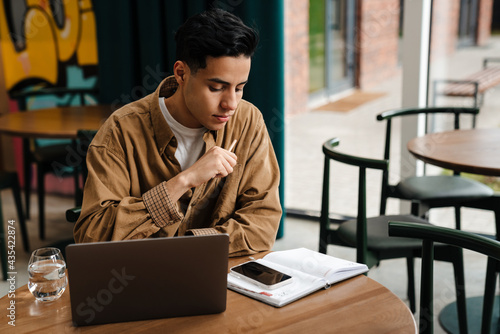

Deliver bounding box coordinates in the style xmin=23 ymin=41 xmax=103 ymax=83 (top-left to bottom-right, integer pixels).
xmin=221 ymin=90 xmax=238 ymax=111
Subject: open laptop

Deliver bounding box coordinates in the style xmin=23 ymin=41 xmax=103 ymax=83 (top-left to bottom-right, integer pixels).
xmin=65 ymin=234 xmax=229 ymax=327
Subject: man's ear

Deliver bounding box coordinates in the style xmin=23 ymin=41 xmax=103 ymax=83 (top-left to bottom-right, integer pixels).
xmin=173 ymin=61 xmax=187 ymax=84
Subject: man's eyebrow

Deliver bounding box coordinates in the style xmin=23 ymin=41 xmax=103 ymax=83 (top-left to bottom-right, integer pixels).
xmin=208 ymin=78 xmax=248 ymax=86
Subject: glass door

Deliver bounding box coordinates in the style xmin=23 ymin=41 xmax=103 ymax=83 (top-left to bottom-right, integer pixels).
xmin=457 ymin=0 xmax=478 ymax=47
xmin=328 ymin=0 xmax=355 ymax=92
xmin=309 ymin=0 xmax=327 ymax=94
xmin=309 ymin=0 xmax=356 ymax=99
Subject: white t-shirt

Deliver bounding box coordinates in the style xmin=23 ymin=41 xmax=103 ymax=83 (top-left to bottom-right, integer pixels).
xmin=159 ymin=97 xmax=207 ymax=171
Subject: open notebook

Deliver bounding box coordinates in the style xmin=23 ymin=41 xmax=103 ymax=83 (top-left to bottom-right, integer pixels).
xmin=228 ymin=248 xmax=368 ymax=307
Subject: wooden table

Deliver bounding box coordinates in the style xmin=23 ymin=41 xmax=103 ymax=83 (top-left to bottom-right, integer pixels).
xmin=407 ymin=128 xmax=500 ymax=176
xmin=0 ymin=253 xmax=416 ymax=333
xmin=0 ymin=105 xmax=116 ymax=139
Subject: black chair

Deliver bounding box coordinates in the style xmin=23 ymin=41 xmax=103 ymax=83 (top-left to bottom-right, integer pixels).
xmin=320 ymin=137 xmax=467 ymax=320
xmin=389 ymin=221 xmax=500 ymax=334
xmin=376 ymin=107 xmax=493 ymax=229
xmin=11 ymin=87 xmax=98 ymax=240
xmin=0 ymin=171 xmax=30 ymax=280
xmin=40 ymin=129 xmax=98 ymax=258
xmin=66 ymin=129 xmax=98 ymax=224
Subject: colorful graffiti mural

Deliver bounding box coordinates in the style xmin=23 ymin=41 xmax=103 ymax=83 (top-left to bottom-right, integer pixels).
xmin=0 ymin=0 xmax=98 ymax=95
xmin=0 ymin=0 xmax=99 ymax=195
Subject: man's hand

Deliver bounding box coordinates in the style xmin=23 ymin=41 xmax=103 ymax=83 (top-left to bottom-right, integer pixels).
xmin=163 ymin=145 xmax=237 ymax=204
xmin=182 ymin=146 xmax=238 ymax=188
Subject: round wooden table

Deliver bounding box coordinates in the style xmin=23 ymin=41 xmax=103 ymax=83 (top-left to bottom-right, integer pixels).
xmin=0 ymin=254 xmax=417 ymax=333
xmin=0 ymin=105 xmax=116 ymax=139
xmin=407 ymin=128 xmax=500 ymax=176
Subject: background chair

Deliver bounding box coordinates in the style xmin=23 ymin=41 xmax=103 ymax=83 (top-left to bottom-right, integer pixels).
xmin=389 ymin=221 xmax=499 ymax=334
xmin=42 ymin=129 xmax=98 ymax=258
xmin=376 ymin=107 xmax=493 ymax=230
xmin=0 ymin=171 xmax=29 ymax=280
xmin=320 ymin=137 xmax=467 ymax=320
xmin=11 ymin=87 xmax=98 ymax=240
xmin=66 ymin=129 xmax=98 ymax=224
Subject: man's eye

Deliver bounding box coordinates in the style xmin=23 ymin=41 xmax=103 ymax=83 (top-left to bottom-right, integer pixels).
xmin=209 ymin=86 xmax=223 ymax=92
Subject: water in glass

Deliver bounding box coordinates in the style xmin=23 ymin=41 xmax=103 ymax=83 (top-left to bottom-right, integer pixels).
xmin=28 ymin=248 xmax=68 ymax=302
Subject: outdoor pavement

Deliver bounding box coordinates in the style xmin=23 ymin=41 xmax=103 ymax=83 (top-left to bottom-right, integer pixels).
xmin=0 ymin=36 xmax=499 ymax=333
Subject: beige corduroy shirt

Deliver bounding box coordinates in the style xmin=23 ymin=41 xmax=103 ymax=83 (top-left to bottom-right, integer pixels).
xmin=73 ymin=77 xmax=282 ymax=256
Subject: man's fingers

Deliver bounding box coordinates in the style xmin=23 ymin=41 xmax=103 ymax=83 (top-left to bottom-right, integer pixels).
xmin=214 ymin=159 xmax=234 ymax=178
xmin=219 ymin=148 xmax=238 ymax=164
xmin=211 ymin=146 xmax=237 ymax=168
xmin=185 ymin=146 xmax=238 ymax=185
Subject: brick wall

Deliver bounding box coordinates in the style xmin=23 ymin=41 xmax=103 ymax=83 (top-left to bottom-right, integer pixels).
xmin=429 ymin=0 xmax=492 ymax=59
xmin=430 ymin=0 xmax=460 ymax=61
xmin=477 ymin=0 xmax=493 ymax=46
xmin=284 ymin=0 xmax=309 ymax=117
xmin=283 ymin=0 xmax=492 ymax=116
xmin=356 ymin=0 xmax=400 ymax=89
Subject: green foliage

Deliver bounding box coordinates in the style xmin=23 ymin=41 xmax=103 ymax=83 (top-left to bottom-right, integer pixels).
xmin=442 ymin=170 xmax=500 ymax=191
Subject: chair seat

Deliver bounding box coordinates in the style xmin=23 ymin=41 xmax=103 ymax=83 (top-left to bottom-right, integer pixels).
xmin=337 ymin=214 xmax=432 ymax=251
xmin=33 ymin=143 xmax=74 ymax=163
xmin=0 ymin=171 xmax=17 ymax=188
xmin=396 ymin=175 xmax=493 ymax=202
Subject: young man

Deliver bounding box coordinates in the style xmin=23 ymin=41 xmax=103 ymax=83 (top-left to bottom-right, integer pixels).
xmin=73 ymin=9 xmax=282 ymax=256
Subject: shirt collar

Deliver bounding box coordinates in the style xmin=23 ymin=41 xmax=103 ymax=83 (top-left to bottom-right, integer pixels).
xmin=150 ymin=76 xmax=218 ymax=154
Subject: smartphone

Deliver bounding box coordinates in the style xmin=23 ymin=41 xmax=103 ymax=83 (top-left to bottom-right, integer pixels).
xmin=230 ymin=261 xmax=293 ymax=290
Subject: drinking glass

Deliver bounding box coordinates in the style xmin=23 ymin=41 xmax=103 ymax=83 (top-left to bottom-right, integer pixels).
xmin=28 ymin=247 xmax=68 ymax=302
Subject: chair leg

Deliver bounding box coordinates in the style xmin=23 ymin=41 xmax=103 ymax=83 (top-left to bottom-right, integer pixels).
xmin=495 ymin=207 xmax=500 ymax=241
xmin=72 ymin=139 xmax=82 ymax=207
xmin=73 ymin=166 xmax=80 ymax=207
xmin=406 ymin=256 xmax=416 ymax=313
xmin=11 ymin=177 xmax=30 ymax=252
xmin=481 ymin=259 xmax=498 ymax=334
xmin=410 ymin=201 xmax=420 ymax=217
xmin=23 ymin=139 xmax=31 ymax=219
xmin=24 ymin=161 xmax=31 ymax=220
xmin=37 ymin=165 xmax=45 ymax=240
xmin=454 ymin=206 xmax=461 ymax=230
xmin=319 ymin=230 xmax=327 ymax=254
xmin=412 ymin=201 xmax=430 ymax=219
xmin=420 ymin=241 xmax=434 ymax=334
xmin=452 ymin=248 xmax=468 ymax=334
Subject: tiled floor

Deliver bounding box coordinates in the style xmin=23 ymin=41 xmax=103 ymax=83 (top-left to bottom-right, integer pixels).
xmin=1 ymin=37 xmax=499 ymax=333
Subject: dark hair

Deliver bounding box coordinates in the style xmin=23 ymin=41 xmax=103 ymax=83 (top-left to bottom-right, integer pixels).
xmin=175 ymin=8 xmax=259 ymax=72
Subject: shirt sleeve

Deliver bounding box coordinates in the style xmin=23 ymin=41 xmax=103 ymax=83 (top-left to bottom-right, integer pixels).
xmin=189 ymin=228 xmax=219 ymax=236
xmin=203 ymin=116 xmax=282 ymax=257
xmin=73 ymin=145 xmax=183 ymax=243
xmin=143 ymin=182 xmax=184 ymax=227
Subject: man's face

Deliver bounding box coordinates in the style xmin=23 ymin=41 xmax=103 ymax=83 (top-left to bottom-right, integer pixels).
xmin=179 ymin=55 xmax=251 ymax=130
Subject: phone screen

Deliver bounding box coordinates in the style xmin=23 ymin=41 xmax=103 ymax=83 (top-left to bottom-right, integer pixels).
xmin=231 ymin=261 xmax=292 ymax=286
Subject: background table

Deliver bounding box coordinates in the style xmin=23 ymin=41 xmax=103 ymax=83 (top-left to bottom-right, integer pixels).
xmin=0 ymin=105 xmax=115 ymax=139
xmin=408 ymin=128 xmax=500 ymax=333
xmin=407 ymin=128 xmax=500 ymax=177
xmin=0 ymin=253 xmax=416 ymax=333
xmin=407 ymin=127 xmax=500 ymax=236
